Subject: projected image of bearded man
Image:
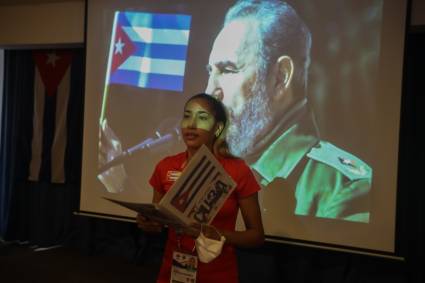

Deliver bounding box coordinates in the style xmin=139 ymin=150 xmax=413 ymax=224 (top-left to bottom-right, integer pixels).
xmin=205 ymin=19 xmax=273 ymax=158
xmin=226 ymin=79 xmax=271 ymax=158
xmin=205 ymin=0 xmax=372 ymax=224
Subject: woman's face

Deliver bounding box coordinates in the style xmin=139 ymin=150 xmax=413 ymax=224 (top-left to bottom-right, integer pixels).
xmin=181 ymin=98 xmax=217 ymax=150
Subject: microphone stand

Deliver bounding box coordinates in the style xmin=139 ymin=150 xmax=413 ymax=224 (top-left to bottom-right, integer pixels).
xmin=98 ymin=128 xmax=180 ymax=174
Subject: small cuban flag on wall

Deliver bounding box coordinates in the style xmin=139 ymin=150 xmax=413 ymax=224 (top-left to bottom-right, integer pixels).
xmin=105 ymin=11 xmax=192 ymax=92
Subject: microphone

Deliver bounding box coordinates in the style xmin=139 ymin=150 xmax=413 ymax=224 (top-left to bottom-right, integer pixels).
xmin=98 ymin=126 xmax=180 ymax=174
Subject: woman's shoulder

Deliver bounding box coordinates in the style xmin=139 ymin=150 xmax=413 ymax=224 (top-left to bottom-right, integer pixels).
xmin=220 ymin=154 xmax=246 ymax=164
xmin=219 ymin=156 xmax=251 ymax=173
xmin=220 ymin=156 xmax=260 ymax=195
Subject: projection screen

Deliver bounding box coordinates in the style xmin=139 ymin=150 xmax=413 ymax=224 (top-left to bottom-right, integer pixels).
xmin=80 ymin=0 xmax=407 ymax=254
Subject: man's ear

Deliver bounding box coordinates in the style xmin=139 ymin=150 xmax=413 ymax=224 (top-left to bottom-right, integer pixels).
xmin=272 ymin=55 xmax=294 ymax=102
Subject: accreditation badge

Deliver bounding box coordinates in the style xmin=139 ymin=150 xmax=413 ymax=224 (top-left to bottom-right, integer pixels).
xmin=170 ymin=250 xmax=197 ymax=283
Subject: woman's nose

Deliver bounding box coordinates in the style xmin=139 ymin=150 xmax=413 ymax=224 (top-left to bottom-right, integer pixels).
xmin=188 ymin=117 xmax=197 ymax=128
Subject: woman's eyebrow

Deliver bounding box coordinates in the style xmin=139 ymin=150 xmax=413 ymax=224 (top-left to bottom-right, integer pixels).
xmin=185 ymin=109 xmax=210 ymax=115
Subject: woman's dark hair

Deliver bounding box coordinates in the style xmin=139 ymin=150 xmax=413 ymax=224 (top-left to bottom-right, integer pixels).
xmin=185 ymin=93 xmax=228 ymax=129
xmin=185 ymin=93 xmax=234 ymax=157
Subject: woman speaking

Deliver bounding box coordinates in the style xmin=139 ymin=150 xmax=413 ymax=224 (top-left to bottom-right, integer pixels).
xmin=137 ymin=93 xmax=264 ymax=283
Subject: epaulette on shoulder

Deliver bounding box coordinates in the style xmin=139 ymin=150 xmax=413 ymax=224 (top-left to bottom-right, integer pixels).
xmin=306 ymin=141 xmax=372 ymax=181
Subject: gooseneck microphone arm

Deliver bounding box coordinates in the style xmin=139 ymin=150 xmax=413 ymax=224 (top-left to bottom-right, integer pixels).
xmin=98 ymin=127 xmax=180 ymax=174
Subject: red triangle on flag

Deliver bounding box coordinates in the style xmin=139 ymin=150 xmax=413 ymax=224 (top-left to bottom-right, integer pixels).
xmin=33 ymin=50 xmax=73 ymax=97
xmin=111 ymin=24 xmax=137 ymax=73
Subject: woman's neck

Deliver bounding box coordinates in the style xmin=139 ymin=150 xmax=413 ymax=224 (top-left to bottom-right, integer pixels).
xmin=186 ymin=144 xmax=213 ymax=160
xmin=187 ymin=147 xmax=197 ymax=160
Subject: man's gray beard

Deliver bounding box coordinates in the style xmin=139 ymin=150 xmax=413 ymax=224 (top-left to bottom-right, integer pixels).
xmin=226 ymin=82 xmax=272 ymax=158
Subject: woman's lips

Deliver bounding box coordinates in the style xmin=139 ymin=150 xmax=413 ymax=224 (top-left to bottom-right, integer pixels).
xmin=183 ymin=132 xmax=199 ymax=140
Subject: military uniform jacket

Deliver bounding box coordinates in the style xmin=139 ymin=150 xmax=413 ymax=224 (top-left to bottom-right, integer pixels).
xmin=251 ymin=104 xmax=372 ymax=223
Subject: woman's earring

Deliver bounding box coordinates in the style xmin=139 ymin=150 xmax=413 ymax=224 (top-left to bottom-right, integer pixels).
xmin=215 ymin=125 xmax=223 ymax=137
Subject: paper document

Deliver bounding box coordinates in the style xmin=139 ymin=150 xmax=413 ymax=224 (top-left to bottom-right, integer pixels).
xmin=105 ymin=145 xmax=236 ymax=226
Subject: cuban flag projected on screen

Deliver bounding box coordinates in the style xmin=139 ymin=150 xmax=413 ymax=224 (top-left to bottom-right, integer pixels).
xmin=105 ymin=11 xmax=191 ymax=92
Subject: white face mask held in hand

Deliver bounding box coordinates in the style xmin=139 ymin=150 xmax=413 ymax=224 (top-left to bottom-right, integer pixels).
xmin=195 ymin=225 xmax=226 ymax=263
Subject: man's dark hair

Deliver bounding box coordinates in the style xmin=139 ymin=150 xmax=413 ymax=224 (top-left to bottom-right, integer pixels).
xmin=224 ymin=0 xmax=311 ymax=96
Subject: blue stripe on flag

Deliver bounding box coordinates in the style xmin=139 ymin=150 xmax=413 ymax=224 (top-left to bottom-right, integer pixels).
xmin=140 ymin=72 xmax=184 ymax=91
xmin=117 ymin=11 xmax=132 ymax=28
xmin=110 ymin=70 xmax=184 ymax=92
xmin=121 ymin=12 xmax=191 ymax=30
xmin=133 ymin=42 xmax=188 ymax=60
xmin=109 ymin=70 xmax=140 ymax=86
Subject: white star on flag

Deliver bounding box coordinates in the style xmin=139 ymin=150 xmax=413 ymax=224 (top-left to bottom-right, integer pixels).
xmin=114 ymin=38 xmax=125 ymax=55
xmin=46 ymin=52 xmax=60 ymax=67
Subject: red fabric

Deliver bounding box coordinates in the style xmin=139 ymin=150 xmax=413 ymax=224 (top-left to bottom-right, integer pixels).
xmin=149 ymin=152 xmax=260 ymax=283
xmin=33 ymin=51 xmax=73 ymax=97
xmin=111 ymin=23 xmax=136 ymax=73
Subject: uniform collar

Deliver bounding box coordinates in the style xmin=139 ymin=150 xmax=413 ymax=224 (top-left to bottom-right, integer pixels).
xmin=251 ymin=104 xmax=319 ymax=185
